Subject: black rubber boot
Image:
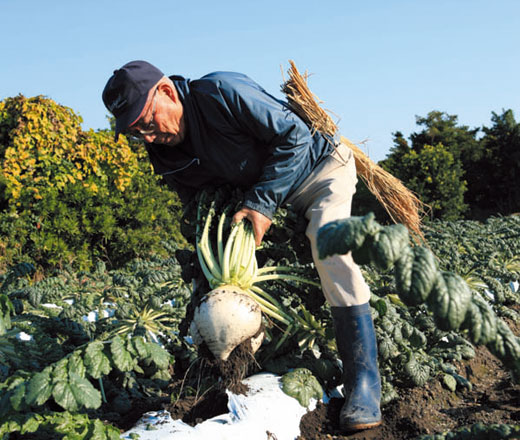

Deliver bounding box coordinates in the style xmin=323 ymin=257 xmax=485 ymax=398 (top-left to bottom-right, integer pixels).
xmin=331 ymin=303 xmax=382 ymax=431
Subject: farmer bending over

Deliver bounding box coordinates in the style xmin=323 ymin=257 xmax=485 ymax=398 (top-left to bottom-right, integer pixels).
xmin=102 ymin=60 xmax=382 ymax=432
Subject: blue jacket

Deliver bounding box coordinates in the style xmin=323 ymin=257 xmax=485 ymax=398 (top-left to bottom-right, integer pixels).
xmin=145 ymin=72 xmax=335 ymax=219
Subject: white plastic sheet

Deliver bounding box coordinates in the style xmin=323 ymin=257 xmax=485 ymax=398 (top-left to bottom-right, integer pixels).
xmin=121 ymin=373 xmax=320 ymax=440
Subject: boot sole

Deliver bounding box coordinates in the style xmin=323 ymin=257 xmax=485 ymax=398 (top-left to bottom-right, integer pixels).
xmin=342 ymin=419 xmax=382 ymax=432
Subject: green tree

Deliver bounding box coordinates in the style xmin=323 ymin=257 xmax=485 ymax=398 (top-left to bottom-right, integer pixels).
xmin=466 ymin=109 xmax=520 ymax=216
xmin=383 ymin=143 xmax=467 ymax=220
xmin=410 ymin=111 xmax=482 ymax=163
xmin=379 ymin=131 xmax=411 ymax=179
xmin=381 ymin=111 xmax=482 ymax=220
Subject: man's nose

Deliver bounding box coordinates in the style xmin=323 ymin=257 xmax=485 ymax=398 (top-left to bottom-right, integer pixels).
xmin=143 ymin=133 xmax=156 ymax=143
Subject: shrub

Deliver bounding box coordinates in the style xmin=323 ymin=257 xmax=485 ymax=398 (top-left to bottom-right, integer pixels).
xmin=0 ymin=95 xmax=185 ymax=271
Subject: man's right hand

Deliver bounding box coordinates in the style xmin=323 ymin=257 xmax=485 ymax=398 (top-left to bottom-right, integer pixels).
xmin=232 ymin=207 xmax=272 ymax=246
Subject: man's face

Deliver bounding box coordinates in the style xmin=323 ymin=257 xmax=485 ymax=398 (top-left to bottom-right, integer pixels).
xmin=127 ymin=82 xmax=185 ymax=146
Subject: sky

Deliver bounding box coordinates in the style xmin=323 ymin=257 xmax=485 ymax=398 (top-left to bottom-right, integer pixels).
xmin=1 ymin=0 xmax=519 ymax=162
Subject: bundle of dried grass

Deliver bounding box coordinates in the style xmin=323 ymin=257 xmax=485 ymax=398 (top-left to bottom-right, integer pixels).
xmin=281 ymin=60 xmax=426 ymax=243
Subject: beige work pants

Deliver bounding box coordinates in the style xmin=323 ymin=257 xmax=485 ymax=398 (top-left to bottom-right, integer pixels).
xmin=286 ymin=143 xmax=371 ymax=307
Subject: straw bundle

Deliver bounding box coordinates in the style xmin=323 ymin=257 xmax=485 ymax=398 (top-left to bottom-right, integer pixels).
xmin=281 ymin=60 xmax=426 ymax=243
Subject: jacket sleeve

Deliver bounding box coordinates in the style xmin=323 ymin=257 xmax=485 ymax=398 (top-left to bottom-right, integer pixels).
xmin=215 ymin=73 xmax=321 ymax=219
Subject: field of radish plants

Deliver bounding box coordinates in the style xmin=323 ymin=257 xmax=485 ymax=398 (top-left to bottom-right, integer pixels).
xmin=1 ymin=184 xmax=519 ymax=439
xmin=1 ymin=93 xmax=519 ymax=440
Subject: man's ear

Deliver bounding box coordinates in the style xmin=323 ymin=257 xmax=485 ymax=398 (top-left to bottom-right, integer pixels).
xmin=158 ymin=81 xmax=179 ymax=103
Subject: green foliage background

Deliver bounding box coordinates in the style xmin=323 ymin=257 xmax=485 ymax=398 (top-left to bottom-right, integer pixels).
xmin=0 ymin=95 xmax=185 ymax=271
xmin=376 ymin=109 xmax=520 ymax=221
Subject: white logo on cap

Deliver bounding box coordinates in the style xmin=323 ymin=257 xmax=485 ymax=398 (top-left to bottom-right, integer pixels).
xmin=109 ymin=95 xmax=128 ymax=113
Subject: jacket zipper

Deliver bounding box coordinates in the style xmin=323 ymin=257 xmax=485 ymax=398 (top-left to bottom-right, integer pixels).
xmin=160 ymin=158 xmax=200 ymax=176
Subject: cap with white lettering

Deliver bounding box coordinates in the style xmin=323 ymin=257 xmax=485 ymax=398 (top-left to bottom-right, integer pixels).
xmin=102 ymin=60 xmax=164 ymax=140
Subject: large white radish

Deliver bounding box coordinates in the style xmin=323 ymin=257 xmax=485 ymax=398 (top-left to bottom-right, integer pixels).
xmin=191 ymin=286 xmax=263 ymax=361
xmin=191 ymin=207 xmax=318 ymax=361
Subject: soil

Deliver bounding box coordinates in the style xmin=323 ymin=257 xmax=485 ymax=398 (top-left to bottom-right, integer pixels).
xmin=301 ymin=316 xmax=520 ymax=439
xmin=112 ymin=320 xmax=520 ymax=439
xmin=168 ymin=388 xmax=230 ymax=426
xmin=297 ymin=345 xmax=520 ymax=439
xmin=112 ymin=344 xmax=519 ymax=439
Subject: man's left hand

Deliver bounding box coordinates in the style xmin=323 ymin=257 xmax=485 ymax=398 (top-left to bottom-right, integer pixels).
xmin=232 ymin=207 xmax=272 ymax=246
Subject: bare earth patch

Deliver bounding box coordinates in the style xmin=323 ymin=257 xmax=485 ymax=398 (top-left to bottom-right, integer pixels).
xmin=298 ymin=345 xmax=520 ymax=439
xmin=108 ymin=325 xmax=520 ymax=439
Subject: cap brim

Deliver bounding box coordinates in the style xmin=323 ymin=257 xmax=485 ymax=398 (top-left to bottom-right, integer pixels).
xmin=114 ymin=92 xmax=149 ymax=141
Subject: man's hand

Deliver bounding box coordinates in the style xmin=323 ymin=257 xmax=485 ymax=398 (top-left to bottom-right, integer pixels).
xmin=232 ymin=207 xmax=272 ymax=246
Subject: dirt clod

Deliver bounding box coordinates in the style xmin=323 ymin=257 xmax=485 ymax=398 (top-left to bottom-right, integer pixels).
xmin=166 ymin=388 xmax=229 ymax=426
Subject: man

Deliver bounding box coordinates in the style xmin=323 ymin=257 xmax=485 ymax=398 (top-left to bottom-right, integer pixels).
xmin=102 ymin=60 xmax=382 ymax=432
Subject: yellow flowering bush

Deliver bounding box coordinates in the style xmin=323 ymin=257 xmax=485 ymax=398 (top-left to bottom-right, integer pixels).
xmin=0 ymin=95 xmax=184 ymax=271
xmin=0 ymin=95 xmax=139 ymax=202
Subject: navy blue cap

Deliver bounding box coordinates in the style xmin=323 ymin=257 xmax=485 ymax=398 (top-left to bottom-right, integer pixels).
xmin=102 ymin=60 xmax=164 ymax=140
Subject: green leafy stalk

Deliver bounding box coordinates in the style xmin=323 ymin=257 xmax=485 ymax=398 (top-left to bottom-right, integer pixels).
xmin=254 ymin=273 xmax=321 ymax=287
xmin=217 ymin=210 xmax=227 ymax=268
xmin=229 ymin=221 xmax=245 ymax=280
xmin=247 ymin=286 xmax=292 ymax=325
xmin=249 ymin=285 xmax=285 ymax=311
xmin=237 ymin=230 xmax=257 ymax=287
xmin=222 ymin=223 xmax=241 ymax=282
xmin=199 ymin=203 xmax=222 ymax=280
xmin=98 ymin=378 xmax=107 ymax=404
xmin=246 ymin=291 xmax=291 ymax=325
xmin=317 ymin=213 xmax=520 ymax=381
xmin=195 ymin=242 xmax=218 ymax=288
xmin=236 ymin=223 xmax=256 ymax=282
